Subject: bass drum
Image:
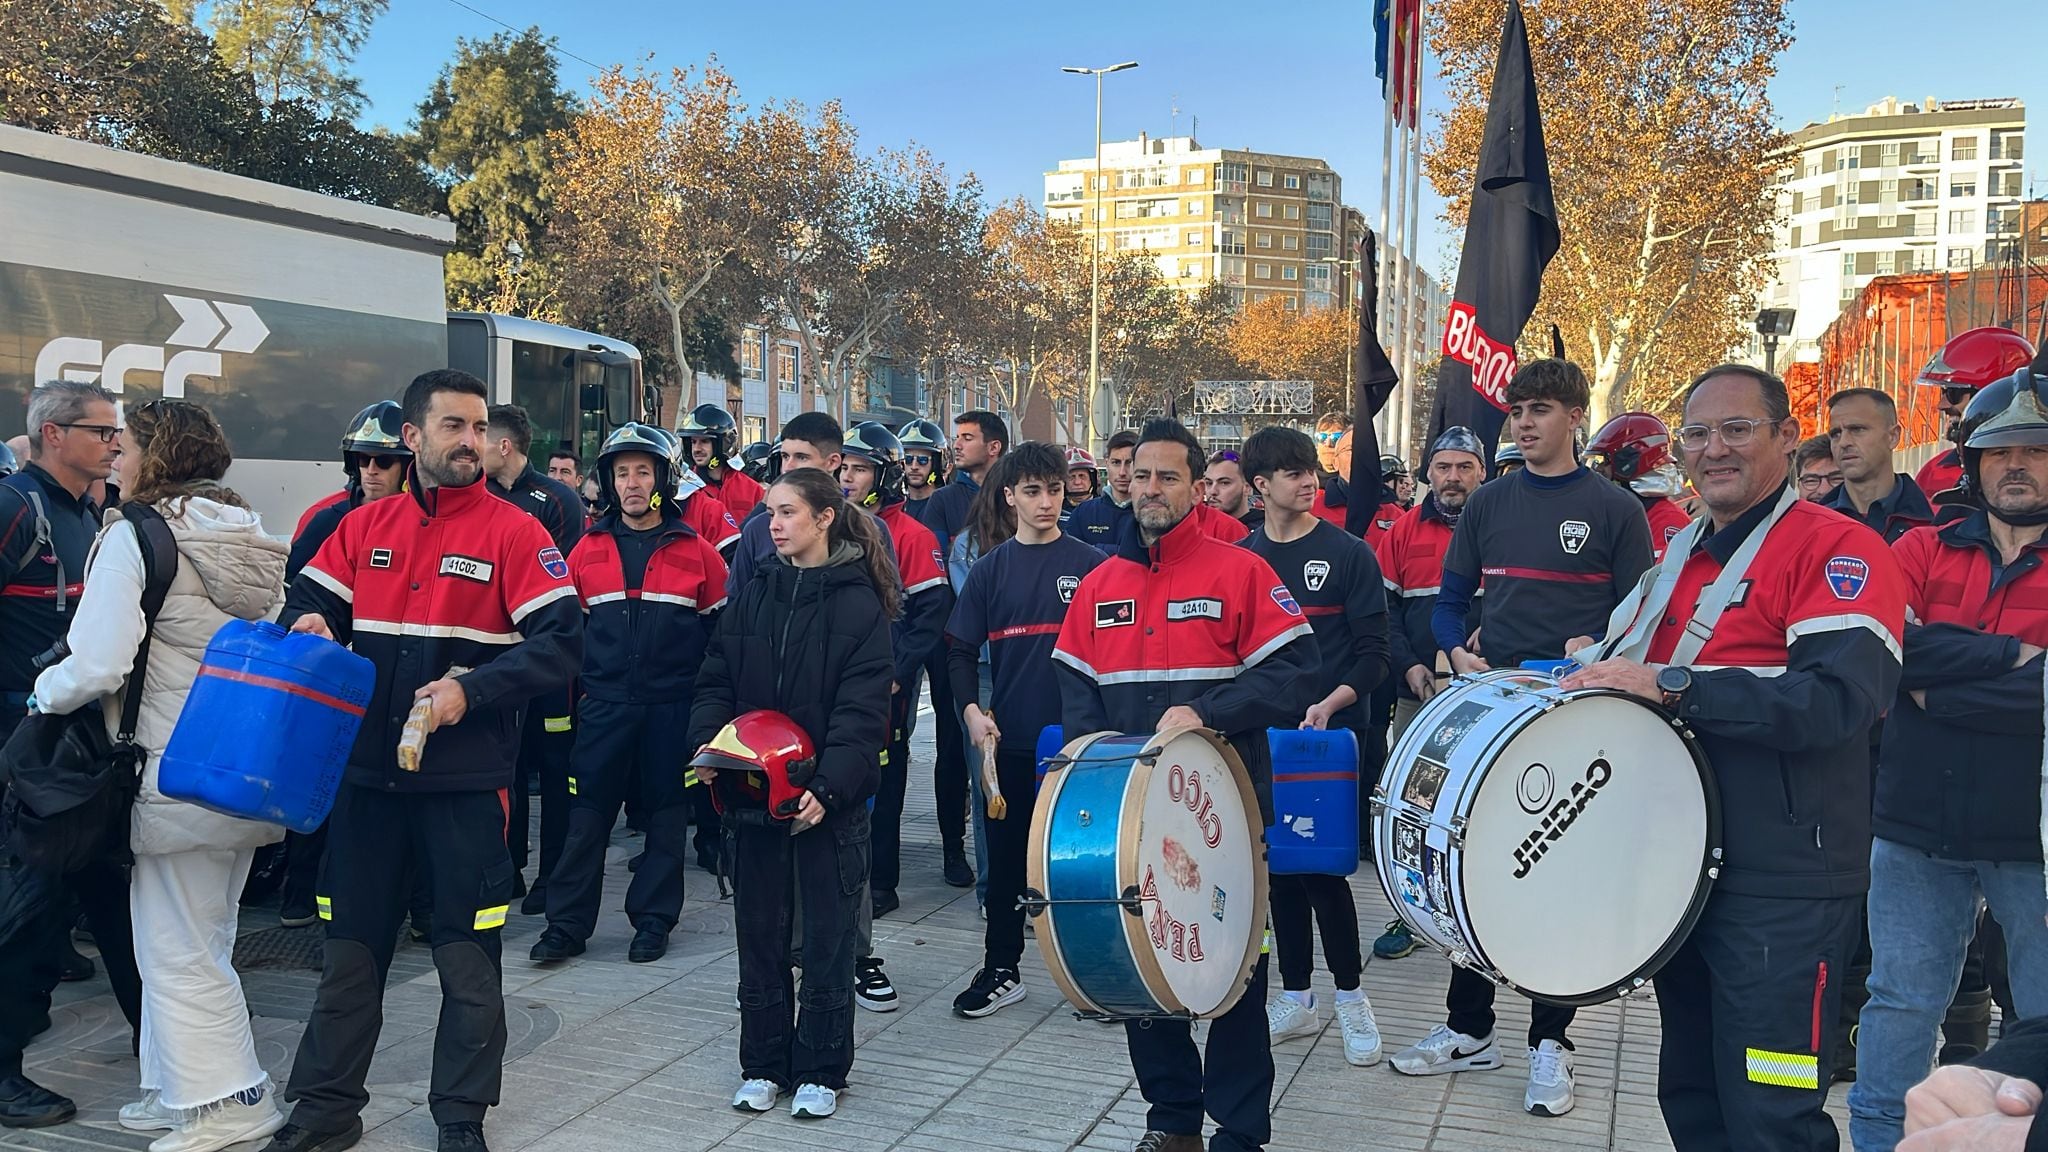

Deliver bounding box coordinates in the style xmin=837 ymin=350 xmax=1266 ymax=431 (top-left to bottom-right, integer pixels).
xmin=1027 ymin=726 xmax=1267 ymax=1019
xmin=1373 ymin=669 xmax=1720 ymax=1005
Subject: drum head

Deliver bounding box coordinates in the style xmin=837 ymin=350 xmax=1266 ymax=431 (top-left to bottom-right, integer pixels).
xmin=1124 ymin=727 xmax=1266 ymax=1017
xmin=1459 ymin=694 xmax=1712 ymax=1002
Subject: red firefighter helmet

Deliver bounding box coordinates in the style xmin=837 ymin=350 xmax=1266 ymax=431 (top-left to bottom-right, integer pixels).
xmin=689 ymin=710 xmax=818 ymax=820
xmin=1585 ymin=412 xmax=1686 ymax=499
xmin=1918 ymin=327 xmax=2036 ymax=392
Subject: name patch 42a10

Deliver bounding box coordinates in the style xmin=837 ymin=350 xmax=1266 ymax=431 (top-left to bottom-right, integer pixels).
xmin=439 ymin=554 xmax=495 ymax=583
xmin=1166 ymin=597 xmax=1224 ymax=622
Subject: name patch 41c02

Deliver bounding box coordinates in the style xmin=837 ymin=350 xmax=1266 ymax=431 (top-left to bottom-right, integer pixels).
xmin=440 ymin=554 xmax=495 ymax=583
xmin=1166 ymin=597 xmax=1224 ymax=622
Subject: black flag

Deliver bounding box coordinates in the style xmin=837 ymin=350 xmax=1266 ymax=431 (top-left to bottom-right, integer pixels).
xmin=1427 ymin=0 xmax=1559 ymax=460
xmin=1346 ymin=231 xmax=1401 ymax=538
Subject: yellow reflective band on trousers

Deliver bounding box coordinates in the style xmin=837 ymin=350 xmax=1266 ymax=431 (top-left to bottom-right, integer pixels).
xmin=543 ymin=716 xmax=572 ymax=733
xmin=316 ymin=896 xmax=332 ymax=921
xmin=473 ymin=905 xmax=509 ymax=931
xmin=1745 ymin=1048 xmax=1818 ymax=1089
xmin=567 ymin=777 xmax=578 ymax=796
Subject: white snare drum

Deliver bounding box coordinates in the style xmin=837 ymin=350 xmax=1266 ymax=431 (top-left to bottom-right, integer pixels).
xmin=1027 ymin=726 xmax=1268 ymax=1019
xmin=1374 ymin=669 xmax=1720 ymax=1005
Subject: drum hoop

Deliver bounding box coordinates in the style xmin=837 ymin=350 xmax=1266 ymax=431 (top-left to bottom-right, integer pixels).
xmin=1118 ymin=724 xmax=1271 ymax=1020
xmin=1028 ymin=730 xmax=1116 ymax=1017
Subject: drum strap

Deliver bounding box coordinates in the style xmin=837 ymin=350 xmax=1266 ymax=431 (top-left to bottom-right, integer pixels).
xmin=1596 ymin=485 xmax=1800 ymax=667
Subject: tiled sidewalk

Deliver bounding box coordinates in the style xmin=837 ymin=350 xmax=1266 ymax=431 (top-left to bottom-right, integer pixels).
xmin=19 ymin=712 xmax=1856 ymax=1152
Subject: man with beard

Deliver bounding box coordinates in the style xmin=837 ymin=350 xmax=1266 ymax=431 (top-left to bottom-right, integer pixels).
xmin=1204 ymin=448 xmax=1262 ymax=532
xmin=269 ymin=371 xmax=582 ymax=1152
xmin=677 ymin=405 xmax=763 ymax=523
xmin=1848 ymin=362 xmax=2048 ymax=1151
xmin=1053 ymin=417 xmax=1318 ymax=1152
xmin=898 ymin=419 xmax=948 ymax=522
xmin=1912 ymin=328 xmax=2035 ymax=500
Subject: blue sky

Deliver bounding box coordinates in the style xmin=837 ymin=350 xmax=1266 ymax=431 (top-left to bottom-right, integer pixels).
xmin=349 ymin=0 xmax=2047 ymax=279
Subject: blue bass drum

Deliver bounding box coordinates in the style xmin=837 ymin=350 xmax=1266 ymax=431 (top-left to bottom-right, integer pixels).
xmin=1026 ymin=725 xmax=1268 ymax=1019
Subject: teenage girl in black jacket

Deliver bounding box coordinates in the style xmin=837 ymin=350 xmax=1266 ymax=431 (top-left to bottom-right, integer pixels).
xmin=687 ymin=467 xmax=896 ymax=1120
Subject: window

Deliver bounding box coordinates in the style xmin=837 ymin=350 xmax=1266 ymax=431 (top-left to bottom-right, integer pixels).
xmin=1991 ymin=131 xmax=2023 ymax=162
xmin=1254 ymin=263 xmax=1271 ymax=279
xmin=1256 ymin=170 xmax=1274 ymax=187
xmin=1881 ymin=142 xmax=1900 ymax=165
xmin=1255 ymin=202 xmax=1273 ymax=218
xmin=1252 ymin=291 xmax=1268 ymax=304
xmin=1218 ymin=162 xmax=1248 ymax=190
xmin=1946 ymin=247 xmax=1974 ymax=270
xmin=1803 ymin=158 xmax=1820 ymax=180
xmin=1951 ymin=177 xmax=1977 ymax=198
xmin=1284 ymin=204 xmax=1300 ymax=220
xmin=1842 ymin=253 xmax=1856 ymax=277
xmin=1221 ymin=229 xmax=1245 ymax=255
xmin=1306 ymin=172 xmax=1335 ymax=202
xmin=1306 ymin=203 xmax=1332 ymax=229
xmin=1949 ymin=209 xmax=1976 ymax=232
xmin=1283 ymin=174 xmax=1301 ymax=190
xmin=1843 ymin=181 xmax=1859 ymax=206
xmin=1187 ymin=199 xmax=1204 ymax=215
xmin=1255 ymin=232 xmax=1273 ymax=249
xmin=1987 ymin=239 xmax=2020 ymax=263
xmin=1876 ymin=251 xmax=1895 ymax=275
xmin=1304 ymin=263 xmax=1331 ymax=286
xmin=1879 ymin=213 xmax=1897 ymax=228
xmin=1998 ymin=170 xmax=2024 ymax=197
xmin=1283 ymin=235 xmax=1299 ymax=251
xmin=776 ymin=345 xmax=797 ymax=388
xmin=740 ymin=331 xmax=764 ymax=379
xmin=1180 ymin=260 xmax=1205 ymax=278
xmin=1952 ymin=136 xmax=1978 ymax=161
xmin=1905 ymin=179 xmax=1936 ymax=200
xmin=1305 ymin=233 xmax=1332 ymax=257
xmin=1281 ymin=265 xmax=1298 ymax=281
xmin=1990 ymin=206 xmax=2021 ymax=235
xmin=1186 ymin=167 xmax=1206 ymax=184
xmin=1880 ymin=178 xmax=1898 ymax=197
xmin=1911 ymin=247 xmax=1935 ymax=272
xmin=1306 ymin=291 xmax=1333 ymax=310
xmin=1283 ymin=297 xmax=1297 ymax=312
xmin=1186 ymin=229 xmax=1205 ymax=246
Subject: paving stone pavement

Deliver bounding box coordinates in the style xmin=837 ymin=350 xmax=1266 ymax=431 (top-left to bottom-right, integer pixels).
xmin=20 ymin=699 xmax=1857 ymax=1152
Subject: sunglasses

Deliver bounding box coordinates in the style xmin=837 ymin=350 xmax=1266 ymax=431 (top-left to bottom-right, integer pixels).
xmin=1313 ymin=430 xmax=1345 ymax=446
xmin=1941 ymin=386 xmax=1974 ymax=405
xmin=352 ymin=453 xmax=405 ymax=470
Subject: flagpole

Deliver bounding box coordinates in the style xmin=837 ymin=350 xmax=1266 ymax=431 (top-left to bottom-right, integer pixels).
xmin=1402 ymin=0 xmax=1427 ymax=461
xmin=1389 ymin=10 xmax=1410 ymax=462
xmin=1377 ymin=26 xmax=1397 ymax=448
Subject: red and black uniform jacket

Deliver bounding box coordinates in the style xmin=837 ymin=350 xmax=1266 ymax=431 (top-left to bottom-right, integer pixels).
xmin=0 ymin=464 xmax=99 ymax=693
xmin=1882 ymin=510 xmax=2048 ymax=862
xmin=1373 ymin=495 xmax=1481 ymax=699
xmin=874 ymin=501 xmax=952 ymax=687
xmin=1630 ymin=488 xmax=1906 ymax=898
xmin=1645 ymin=496 xmax=1694 ymax=562
xmin=569 ymin=512 xmax=728 ymax=704
xmin=284 ymin=474 xmax=583 ymax=793
xmin=1052 ymin=511 xmax=1320 ymax=825
xmin=704 ymin=467 xmax=764 ymax=525
xmin=1915 ymin=448 xmax=1964 ymax=502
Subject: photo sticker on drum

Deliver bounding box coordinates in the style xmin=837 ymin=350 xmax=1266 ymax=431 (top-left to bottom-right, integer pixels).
xmin=1423 ymin=846 xmax=1452 ymax=913
xmin=1395 ymin=867 xmax=1427 ymax=909
xmin=1420 ymin=701 xmax=1488 ymax=764
xmin=1402 ymin=758 xmax=1451 ymax=813
xmin=1392 ymin=818 xmax=1425 ymax=871
xmin=1211 ymin=886 xmax=1227 ymax=922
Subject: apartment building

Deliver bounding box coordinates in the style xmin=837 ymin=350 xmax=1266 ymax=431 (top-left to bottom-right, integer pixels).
xmin=1759 ymin=96 xmax=2027 ymax=364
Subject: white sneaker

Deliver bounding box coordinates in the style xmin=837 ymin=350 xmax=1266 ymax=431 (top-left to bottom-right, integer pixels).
xmin=1525 ymin=1040 xmax=1576 ymax=1116
xmin=790 ymin=1083 xmax=837 ymax=1119
xmin=147 ymin=1091 xmax=282 ymax=1152
xmin=1266 ymin=994 xmax=1320 ymax=1041
xmin=1390 ymin=1024 xmax=1503 ymax=1076
xmin=731 ymin=1078 xmax=779 ymax=1112
xmin=1334 ymin=995 xmax=1383 ymax=1067
xmin=120 ymin=1089 xmax=179 ymax=1132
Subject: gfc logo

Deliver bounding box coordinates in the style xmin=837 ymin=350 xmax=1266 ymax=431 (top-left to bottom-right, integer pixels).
xmin=34 ymin=295 xmax=270 ymax=397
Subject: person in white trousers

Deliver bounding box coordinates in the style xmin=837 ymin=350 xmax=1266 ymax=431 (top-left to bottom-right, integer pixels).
xmin=34 ymin=400 xmax=289 ymax=1152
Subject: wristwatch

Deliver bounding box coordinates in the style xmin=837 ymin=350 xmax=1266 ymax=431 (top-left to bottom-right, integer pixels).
xmin=1655 ymin=665 xmax=1694 ymax=711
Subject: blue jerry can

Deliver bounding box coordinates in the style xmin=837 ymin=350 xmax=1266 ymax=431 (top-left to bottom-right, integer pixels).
xmin=158 ymin=619 xmax=376 ymax=833
xmin=1267 ymin=727 xmax=1360 ymax=876
xmin=1035 ymin=724 xmax=1064 ymax=781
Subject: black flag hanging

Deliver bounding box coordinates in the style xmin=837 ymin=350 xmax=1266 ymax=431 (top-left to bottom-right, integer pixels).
xmin=1346 ymin=231 xmax=1402 ymax=538
xmin=1426 ymin=0 xmax=1559 ymax=461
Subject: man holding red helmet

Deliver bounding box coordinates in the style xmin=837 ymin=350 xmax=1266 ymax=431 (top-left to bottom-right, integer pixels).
xmin=1914 ymin=327 xmax=2036 ymax=499
xmin=1587 ymin=412 xmax=1695 ymax=561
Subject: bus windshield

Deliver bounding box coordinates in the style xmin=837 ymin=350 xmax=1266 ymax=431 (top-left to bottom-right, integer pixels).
xmin=508 ymin=340 xmax=640 ymax=468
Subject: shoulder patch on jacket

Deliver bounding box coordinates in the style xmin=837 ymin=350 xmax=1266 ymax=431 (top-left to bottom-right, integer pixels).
xmin=539 ymin=547 xmax=569 ymax=579
xmin=1826 ymin=556 xmax=1869 ymax=600
xmin=1269 ymin=585 xmax=1301 ymax=616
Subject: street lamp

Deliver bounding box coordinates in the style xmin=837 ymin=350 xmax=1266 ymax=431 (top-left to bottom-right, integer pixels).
xmin=1755 ymin=307 xmax=1797 ymax=376
xmin=1319 ymin=256 xmax=1360 ymax=397
xmin=1063 ymin=60 xmax=1138 ymax=452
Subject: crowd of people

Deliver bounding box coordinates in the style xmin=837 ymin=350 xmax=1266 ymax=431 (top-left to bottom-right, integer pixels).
xmin=0 ymin=322 xmax=2043 ymax=1152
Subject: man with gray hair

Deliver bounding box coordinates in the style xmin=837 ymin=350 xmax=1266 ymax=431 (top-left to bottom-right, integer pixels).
xmin=0 ymin=380 xmax=136 ymax=1129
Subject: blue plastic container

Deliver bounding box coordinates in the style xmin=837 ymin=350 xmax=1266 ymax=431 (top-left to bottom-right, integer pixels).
xmin=1266 ymin=727 xmax=1359 ymax=876
xmin=158 ymin=619 xmax=376 ymax=832
xmin=1035 ymin=724 xmax=1065 ymax=781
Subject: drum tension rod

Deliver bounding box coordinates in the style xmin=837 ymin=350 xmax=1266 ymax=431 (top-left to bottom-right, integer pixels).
xmin=1072 ymin=1009 xmax=1197 ymax=1024
xmin=1018 ymin=885 xmax=1148 ymax=918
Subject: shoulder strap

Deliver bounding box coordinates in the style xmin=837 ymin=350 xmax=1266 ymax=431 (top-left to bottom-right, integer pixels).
xmin=111 ymin=504 xmax=181 ymax=745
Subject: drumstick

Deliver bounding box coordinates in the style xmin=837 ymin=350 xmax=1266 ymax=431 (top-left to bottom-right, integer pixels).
xmin=980 ymin=724 xmax=1007 ymax=820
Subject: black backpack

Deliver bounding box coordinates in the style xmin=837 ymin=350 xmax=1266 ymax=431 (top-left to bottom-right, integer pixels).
xmin=0 ymin=504 xmax=178 ymax=873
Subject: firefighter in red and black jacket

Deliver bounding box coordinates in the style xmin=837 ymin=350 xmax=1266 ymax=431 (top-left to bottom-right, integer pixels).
xmin=529 ymin=424 xmax=728 ymax=968
xmin=1565 ymin=364 xmax=1906 ymax=1152
xmin=678 ymin=404 xmax=765 ymax=524
xmin=1912 ymin=326 xmax=2035 ymax=500
xmin=1053 ymin=418 xmax=1319 ymax=1152
xmin=274 ymin=371 xmax=582 ymax=1152
xmin=1586 ymin=412 xmax=1696 ymax=561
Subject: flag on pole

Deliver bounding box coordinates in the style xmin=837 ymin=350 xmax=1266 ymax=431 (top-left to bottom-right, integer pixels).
xmin=1374 ymin=0 xmax=1393 ymax=89
xmin=1391 ymin=0 xmax=1422 ymax=128
xmin=1346 ymin=230 xmax=1402 ymax=539
xmin=1427 ymin=0 xmax=1559 ymax=459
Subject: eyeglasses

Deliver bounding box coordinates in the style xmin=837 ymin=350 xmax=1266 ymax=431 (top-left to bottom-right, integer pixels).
xmin=1312 ymin=430 xmax=1345 ymax=446
xmin=352 ymin=453 xmax=405 ymax=470
xmin=58 ymin=422 xmax=120 ymax=443
xmin=1797 ymin=473 xmax=1843 ymax=491
xmin=1674 ymin=418 xmax=1775 ymax=452
xmin=1942 ymin=386 xmax=1974 ymax=405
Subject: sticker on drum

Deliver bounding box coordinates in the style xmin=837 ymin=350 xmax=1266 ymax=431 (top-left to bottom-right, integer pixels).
xmin=1418 ymin=701 xmax=1489 ymax=764
xmin=1401 ymin=757 xmax=1451 ymax=813
xmin=1391 ymin=818 xmax=1425 ymax=871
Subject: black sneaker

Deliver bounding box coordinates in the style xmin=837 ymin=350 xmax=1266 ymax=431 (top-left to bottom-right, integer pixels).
xmin=279 ymin=896 xmax=319 ymax=929
xmin=518 ymin=883 xmax=547 ymax=917
xmin=871 ymin=889 xmax=900 ymax=919
xmin=952 ymin=967 xmax=1026 ymax=1018
xmin=628 ymin=923 xmax=669 ymax=963
xmin=942 ymin=845 xmax=975 ymax=888
xmin=0 ymin=1073 xmax=75 ymax=1129
xmin=437 ymin=1120 xmax=489 ymax=1152
xmin=262 ymin=1119 xmax=364 ymax=1152
xmin=854 ymin=957 xmax=898 ymax=1013
xmin=528 ymin=926 xmax=584 ymax=963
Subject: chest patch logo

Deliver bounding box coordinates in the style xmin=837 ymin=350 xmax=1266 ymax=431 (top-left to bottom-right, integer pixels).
xmin=1559 ymin=520 xmax=1590 ymax=555
xmin=1662 ymin=524 xmax=1682 ymax=543
xmin=439 ymin=554 xmax=495 ymax=583
xmin=539 ymin=546 xmax=569 ymax=580
xmin=1167 ymin=597 xmax=1224 ymax=622
xmin=1056 ymin=575 xmax=1080 ymax=604
xmin=1095 ymin=598 xmax=1136 ymax=628
xmin=1269 ymin=585 xmax=1302 ymax=617
xmin=1826 ymin=556 xmax=1869 ymax=600
xmin=1304 ymin=560 xmax=1331 ymax=591
xmin=369 ymin=548 xmax=393 ymax=569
